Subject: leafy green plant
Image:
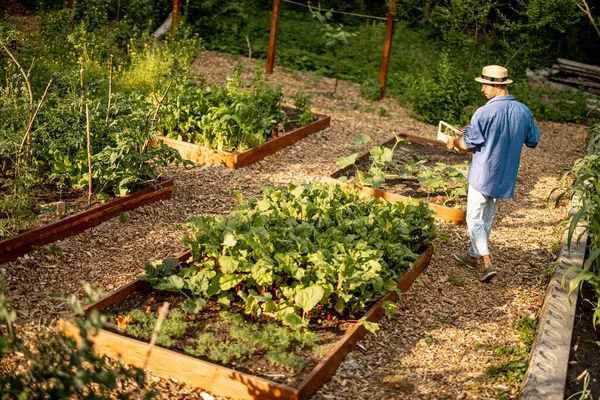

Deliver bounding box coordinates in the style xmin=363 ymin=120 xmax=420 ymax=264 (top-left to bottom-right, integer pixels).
xmin=290 ymin=90 xmax=314 ymax=127
xmin=337 ymin=135 xmax=469 ymax=204
xmin=143 ymin=183 xmax=436 ymax=329
xmin=555 ymin=124 xmax=600 ymax=329
xmin=0 ymin=281 xmax=152 ymax=398
xmin=336 ymin=134 xmax=405 ymax=189
xmin=311 ymin=10 xmax=357 ymax=94
xmin=158 ymin=72 xmax=285 ymax=152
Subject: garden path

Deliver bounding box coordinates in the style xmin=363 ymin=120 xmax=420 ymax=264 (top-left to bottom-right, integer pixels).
xmin=0 ymin=50 xmax=588 ymax=399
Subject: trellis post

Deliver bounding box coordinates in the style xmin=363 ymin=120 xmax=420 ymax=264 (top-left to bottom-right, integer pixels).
xmin=379 ymin=0 xmax=396 ymax=98
xmin=67 ymin=0 xmax=73 ymax=9
xmin=172 ymin=0 xmax=181 ymax=34
xmin=266 ymin=0 xmax=282 ymax=74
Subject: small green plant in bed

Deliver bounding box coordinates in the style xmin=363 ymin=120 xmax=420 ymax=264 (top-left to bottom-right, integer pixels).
xmin=113 ymin=308 xmax=189 ymax=348
xmin=142 ymin=183 xmax=436 ymax=332
xmin=337 ymin=135 xmax=469 ymax=205
xmin=184 ymin=311 xmax=319 ymax=370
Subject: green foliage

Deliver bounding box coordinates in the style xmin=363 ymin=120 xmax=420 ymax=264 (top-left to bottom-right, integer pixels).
xmin=0 ymin=282 xmax=152 ymax=398
xmin=290 ymin=90 xmax=314 ymax=126
xmin=185 ymin=332 xmax=255 ymax=364
xmin=555 ymin=124 xmax=600 ymax=329
xmin=192 ymin=2 xmax=596 ymax=126
xmin=514 ymin=315 xmax=538 ymax=347
xmin=486 ymin=314 xmax=538 ymax=384
xmin=120 ymin=309 xmax=189 ymax=348
xmin=485 ymin=360 xmax=528 ymax=383
xmin=448 ymin=274 xmax=465 ymax=287
xmin=510 ymin=83 xmax=593 ymax=124
xmin=144 ymin=183 xmax=436 ymax=327
xmin=158 ymin=72 xmax=287 ymax=152
xmin=0 ymin=20 xmax=193 ymax=239
xmin=338 ymin=135 xmax=469 ymax=203
xmin=184 ymin=311 xmax=318 ymax=369
xmin=265 ymin=350 xmax=308 ymax=370
xmin=360 ymin=79 xmax=381 ymax=101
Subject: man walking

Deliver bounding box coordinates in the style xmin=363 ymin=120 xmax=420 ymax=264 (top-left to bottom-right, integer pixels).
xmin=445 ymin=65 xmax=540 ymax=282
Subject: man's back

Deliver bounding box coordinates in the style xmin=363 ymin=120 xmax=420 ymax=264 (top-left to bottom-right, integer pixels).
xmin=463 ymin=95 xmax=540 ymax=198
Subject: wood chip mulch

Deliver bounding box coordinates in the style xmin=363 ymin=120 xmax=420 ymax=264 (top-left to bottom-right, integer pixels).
xmin=0 ymin=50 xmax=588 ymax=399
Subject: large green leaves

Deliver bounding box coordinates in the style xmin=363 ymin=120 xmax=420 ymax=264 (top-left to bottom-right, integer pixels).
xmin=144 ymin=183 xmax=436 ymax=325
xmin=295 ymin=285 xmax=325 ymax=314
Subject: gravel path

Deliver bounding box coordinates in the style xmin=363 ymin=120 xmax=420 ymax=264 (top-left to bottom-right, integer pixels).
xmin=0 ymin=50 xmax=588 ymax=399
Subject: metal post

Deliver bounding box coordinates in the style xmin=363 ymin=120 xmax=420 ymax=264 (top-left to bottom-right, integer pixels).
xmin=266 ymin=0 xmax=282 ymax=74
xmin=378 ymin=0 xmax=396 ymax=98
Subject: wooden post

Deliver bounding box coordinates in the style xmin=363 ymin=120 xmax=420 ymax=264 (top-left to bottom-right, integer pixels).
xmin=67 ymin=0 xmax=73 ymax=9
xmin=171 ymin=0 xmax=181 ymax=34
xmin=266 ymin=0 xmax=282 ymax=74
xmin=378 ymin=0 xmax=396 ymax=98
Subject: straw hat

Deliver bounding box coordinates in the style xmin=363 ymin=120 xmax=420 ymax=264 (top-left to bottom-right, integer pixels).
xmin=475 ymin=65 xmax=513 ymax=85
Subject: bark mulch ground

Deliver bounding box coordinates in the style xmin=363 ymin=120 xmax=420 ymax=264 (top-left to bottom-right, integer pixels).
xmin=0 ymin=50 xmax=589 ymax=399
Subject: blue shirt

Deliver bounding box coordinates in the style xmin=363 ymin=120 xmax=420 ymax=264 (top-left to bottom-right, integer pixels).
xmin=462 ymin=95 xmax=539 ymax=199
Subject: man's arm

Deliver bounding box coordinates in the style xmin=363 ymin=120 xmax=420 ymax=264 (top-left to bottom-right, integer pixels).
xmin=446 ymin=136 xmax=472 ymax=152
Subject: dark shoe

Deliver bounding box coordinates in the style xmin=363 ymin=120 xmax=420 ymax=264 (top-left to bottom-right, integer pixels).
xmin=454 ymin=253 xmax=478 ymax=269
xmin=479 ymin=266 xmax=497 ymax=282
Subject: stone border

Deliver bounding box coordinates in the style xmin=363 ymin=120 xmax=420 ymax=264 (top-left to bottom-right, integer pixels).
xmin=520 ymin=202 xmax=588 ymax=399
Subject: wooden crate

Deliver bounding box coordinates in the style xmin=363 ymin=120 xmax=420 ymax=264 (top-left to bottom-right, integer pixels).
xmin=0 ymin=180 xmax=173 ymax=263
xmin=157 ymin=113 xmax=331 ymax=169
xmin=328 ymin=133 xmax=467 ymax=224
xmin=61 ymin=246 xmax=433 ymax=400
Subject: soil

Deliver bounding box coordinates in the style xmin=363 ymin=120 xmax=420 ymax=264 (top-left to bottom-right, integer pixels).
xmin=333 ymin=138 xmax=471 ymax=208
xmin=565 ymin=282 xmax=600 ymax=397
xmin=102 ymin=285 xmax=346 ymax=386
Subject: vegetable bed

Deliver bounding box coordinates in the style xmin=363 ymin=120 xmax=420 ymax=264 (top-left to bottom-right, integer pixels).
xmin=61 ymin=183 xmax=435 ymax=399
xmin=0 ymin=179 xmax=173 ymax=263
xmin=156 ymin=111 xmax=330 ymax=169
xmin=329 ymin=133 xmax=471 ymax=224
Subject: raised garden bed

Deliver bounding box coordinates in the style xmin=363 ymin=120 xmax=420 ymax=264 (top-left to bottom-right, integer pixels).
xmin=328 ymin=133 xmax=470 ymax=224
xmin=156 ymin=112 xmax=331 ymax=169
xmin=60 ymin=246 xmax=432 ymax=400
xmin=0 ymin=179 xmax=173 ymax=263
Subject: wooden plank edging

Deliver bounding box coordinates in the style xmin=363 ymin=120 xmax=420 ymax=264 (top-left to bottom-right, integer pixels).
xmin=0 ymin=180 xmax=173 ymax=264
xmin=157 ymin=113 xmax=331 ymax=169
xmin=60 ymin=247 xmax=433 ymax=399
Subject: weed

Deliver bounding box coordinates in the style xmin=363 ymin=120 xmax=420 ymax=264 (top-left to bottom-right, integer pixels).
xmin=378 ymin=107 xmax=389 ymax=117
xmin=485 ymin=360 xmax=528 ymax=383
xmin=514 ymin=315 xmax=538 ymax=347
xmin=118 ymin=212 xmax=129 ymax=224
xmin=265 ymin=350 xmax=308 ymax=370
xmin=449 ymin=274 xmax=464 ymax=287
